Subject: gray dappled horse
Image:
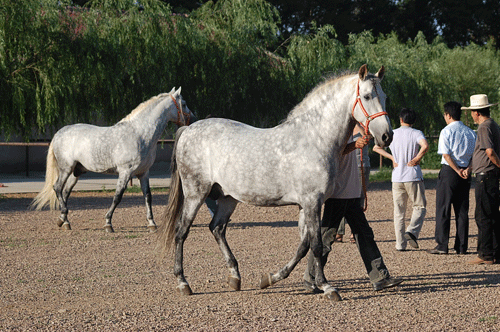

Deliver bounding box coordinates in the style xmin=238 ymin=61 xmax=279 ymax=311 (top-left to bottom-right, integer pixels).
xmin=31 ymin=87 xmax=196 ymax=233
xmin=158 ymin=65 xmax=393 ymax=300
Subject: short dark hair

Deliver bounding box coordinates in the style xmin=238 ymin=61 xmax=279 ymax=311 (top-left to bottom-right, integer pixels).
xmin=476 ymin=107 xmax=490 ymax=117
xmin=444 ymin=101 xmax=462 ymax=121
xmin=399 ymin=108 xmax=416 ymax=125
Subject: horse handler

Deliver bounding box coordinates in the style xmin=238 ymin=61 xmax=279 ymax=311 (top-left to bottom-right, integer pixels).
xmin=303 ymin=133 xmax=403 ymax=294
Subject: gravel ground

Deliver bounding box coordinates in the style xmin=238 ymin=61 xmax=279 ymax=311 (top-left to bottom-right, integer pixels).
xmin=1 ymin=179 xmax=499 ymax=331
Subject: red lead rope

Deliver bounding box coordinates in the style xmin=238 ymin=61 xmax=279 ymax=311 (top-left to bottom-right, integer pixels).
xmin=352 ymin=79 xmax=388 ymax=212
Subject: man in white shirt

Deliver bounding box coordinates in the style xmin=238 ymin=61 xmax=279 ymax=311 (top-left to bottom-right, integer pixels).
xmin=373 ymin=108 xmax=429 ymax=251
xmin=428 ymin=101 xmax=476 ymax=255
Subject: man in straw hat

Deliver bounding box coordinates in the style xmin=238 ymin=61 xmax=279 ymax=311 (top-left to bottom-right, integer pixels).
xmin=462 ymin=94 xmax=500 ymax=264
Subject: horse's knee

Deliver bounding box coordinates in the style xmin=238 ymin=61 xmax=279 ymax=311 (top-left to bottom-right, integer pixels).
xmin=311 ymin=244 xmax=323 ymax=259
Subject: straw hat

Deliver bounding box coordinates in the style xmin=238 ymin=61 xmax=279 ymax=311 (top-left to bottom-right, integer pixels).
xmin=461 ymin=94 xmax=498 ymax=110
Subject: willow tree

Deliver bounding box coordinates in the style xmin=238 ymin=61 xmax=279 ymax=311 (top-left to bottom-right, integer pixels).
xmin=0 ymin=0 xmax=177 ymax=139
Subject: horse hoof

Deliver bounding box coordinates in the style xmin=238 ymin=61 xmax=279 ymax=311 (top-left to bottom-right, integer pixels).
xmin=259 ymin=273 xmax=273 ymax=289
xmin=57 ymin=219 xmax=64 ymax=227
xmin=148 ymin=225 xmax=157 ymax=233
xmin=104 ymin=225 xmax=114 ymax=233
xmin=177 ymin=284 xmax=193 ymax=296
xmin=62 ymin=222 xmax=71 ymax=230
xmin=228 ymin=276 xmax=241 ymax=291
xmin=323 ymin=289 xmax=342 ymax=301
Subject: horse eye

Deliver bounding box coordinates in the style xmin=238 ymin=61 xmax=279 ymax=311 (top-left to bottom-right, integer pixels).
xmin=364 ymin=95 xmax=370 ymax=101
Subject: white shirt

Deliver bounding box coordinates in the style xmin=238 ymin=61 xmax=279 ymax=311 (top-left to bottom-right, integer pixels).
xmin=333 ymin=137 xmax=361 ymax=199
xmin=389 ymin=126 xmax=426 ymax=182
xmin=438 ymin=121 xmax=476 ymax=167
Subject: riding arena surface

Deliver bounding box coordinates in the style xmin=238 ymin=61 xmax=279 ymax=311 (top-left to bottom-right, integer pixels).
xmin=1 ymin=179 xmax=499 ymax=331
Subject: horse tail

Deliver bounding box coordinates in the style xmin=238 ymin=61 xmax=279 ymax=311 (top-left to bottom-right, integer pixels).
xmin=157 ymin=126 xmax=187 ymax=257
xmin=30 ymin=142 xmax=59 ymax=211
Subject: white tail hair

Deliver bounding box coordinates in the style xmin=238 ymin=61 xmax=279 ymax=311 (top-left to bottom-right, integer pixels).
xmin=30 ymin=143 xmax=59 ymax=210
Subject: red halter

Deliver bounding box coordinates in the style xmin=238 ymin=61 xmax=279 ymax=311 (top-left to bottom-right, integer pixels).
xmin=351 ymin=79 xmax=388 ymax=134
xmin=351 ymin=79 xmax=388 ymax=212
xmin=171 ymin=94 xmax=191 ymax=126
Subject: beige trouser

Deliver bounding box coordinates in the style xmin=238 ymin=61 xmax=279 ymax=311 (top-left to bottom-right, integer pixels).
xmin=392 ymin=181 xmax=427 ymax=250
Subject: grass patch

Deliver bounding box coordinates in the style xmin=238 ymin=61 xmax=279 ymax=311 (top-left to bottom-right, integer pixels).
xmin=370 ymin=167 xmax=439 ymax=183
xmin=96 ymin=185 xmax=168 ymax=194
xmin=99 ymin=236 xmax=119 ymax=241
xmin=370 ymin=167 xmax=393 ymax=182
xmin=478 ymin=316 xmax=497 ymax=323
xmin=125 ymin=234 xmax=140 ymax=239
xmin=1 ymin=237 xmax=26 ymax=248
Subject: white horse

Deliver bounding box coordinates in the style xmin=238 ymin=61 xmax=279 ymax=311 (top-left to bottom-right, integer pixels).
xmin=31 ymin=87 xmax=196 ymax=233
xmin=157 ymin=65 xmax=393 ymax=300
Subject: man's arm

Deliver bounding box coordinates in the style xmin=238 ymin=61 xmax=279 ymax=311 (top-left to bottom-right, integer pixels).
xmin=485 ymin=148 xmax=500 ymax=168
xmin=342 ymin=135 xmax=371 ymax=155
xmin=443 ymin=154 xmax=469 ymax=179
xmin=407 ymin=138 xmax=429 ymax=166
xmin=373 ymin=144 xmax=398 ymax=167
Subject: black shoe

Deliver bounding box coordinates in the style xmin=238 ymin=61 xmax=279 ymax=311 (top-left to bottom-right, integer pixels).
xmin=404 ymin=232 xmax=419 ymax=248
xmin=303 ymin=280 xmax=323 ymax=294
xmin=372 ymin=277 xmax=404 ymax=291
xmin=426 ymin=248 xmax=448 ymax=255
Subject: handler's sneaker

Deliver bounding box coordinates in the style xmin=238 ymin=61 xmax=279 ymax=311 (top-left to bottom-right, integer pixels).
xmin=426 ymin=247 xmax=448 ymax=255
xmin=467 ymin=256 xmax=494 ymax=265
xmin=404 ymin=232 xmax=419 ymax=249
xmin=372 ymin=277 xmax=404 ymax=291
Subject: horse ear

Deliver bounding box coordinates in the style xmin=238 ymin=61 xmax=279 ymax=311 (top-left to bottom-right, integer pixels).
xmin=169 ymin=87 xmax=176 ymax=93
xmin=176 ymin=87 xmax=182 ymax=95
xmin=376 ymin=66 xmax=385 ymax=81
xmin=358 ymin=64 xmax=368 ymax=80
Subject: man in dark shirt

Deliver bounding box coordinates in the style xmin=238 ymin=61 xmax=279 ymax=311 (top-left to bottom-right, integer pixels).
xmin=462 ymin=94 xmax=500 ymax=264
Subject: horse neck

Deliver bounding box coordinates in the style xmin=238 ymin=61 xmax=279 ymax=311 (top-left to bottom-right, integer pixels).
xmin=296 ymin=77 xmax=357 ymax=157
xmin=127 ymin=97 xmax=174 ymax=142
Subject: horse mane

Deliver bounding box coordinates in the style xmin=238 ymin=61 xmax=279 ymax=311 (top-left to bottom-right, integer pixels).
xmin=119 ymin=93 xmax=171 ymax=123
xmin=285 ymin=69 xmax=378 ymax=122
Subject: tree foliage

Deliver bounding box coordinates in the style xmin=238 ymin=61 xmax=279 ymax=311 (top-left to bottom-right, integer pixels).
xmin=1 ymin=0 xmax=500 ymax=141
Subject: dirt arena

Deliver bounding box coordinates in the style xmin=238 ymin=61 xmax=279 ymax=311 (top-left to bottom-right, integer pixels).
xmin=1 ymin=179 xmax=499 ymax=331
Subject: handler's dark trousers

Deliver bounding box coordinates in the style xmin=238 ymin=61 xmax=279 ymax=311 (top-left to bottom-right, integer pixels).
xmin=435 ymin=165 xmax=471 ymax=254
xmin=475 ymin=171 xmax=500 ymax=261
xmin=304 ymin=198 xmax=389 ymax=284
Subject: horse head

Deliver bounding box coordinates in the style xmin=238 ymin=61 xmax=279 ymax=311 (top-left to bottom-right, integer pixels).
xmin=170 ymin=87 xmax=198 ymax=126
xmin=352 ymin=64 xmax=393 ymax=148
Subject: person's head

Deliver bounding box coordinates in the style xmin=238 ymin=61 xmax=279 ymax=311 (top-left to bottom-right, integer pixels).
xmin=461 ymin=94 xmax=497 ymax=119
xmin=443 ymin=101 xmax=462 ymax=121
xmin=399 ymin=108 xmax=416 ymax=125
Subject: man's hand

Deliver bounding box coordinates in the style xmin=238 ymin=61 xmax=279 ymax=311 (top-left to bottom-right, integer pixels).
xmin=355 ymin=134 xmax=372 ymax=149
xmin=407 ymin=158 xmax=421 ymax=167
xmin=461 ymin=167 xmax=471 ymax=179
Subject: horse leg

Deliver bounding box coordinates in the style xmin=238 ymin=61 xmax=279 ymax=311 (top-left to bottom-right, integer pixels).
xmin=208 ymin=197 xmax=240 ymax=290
xmin=307 ymin=204 xmax=341 ymax=301
xmin=138 ymin=173 xmax=156 ymax=232
xmin=259 ymin=207 xmax=310 ymax=288
xmin=174 ymin=196 xmax=205 ymax=295
xmin=103 ymin=174 xmax=130 ymax=233
xmin=259 ymin=202 xmax=341 ymax=301
xmin=53 ymin=169 xmax=72 ymax=230
xmin=58 ymin=174 xmax=79 ymax=230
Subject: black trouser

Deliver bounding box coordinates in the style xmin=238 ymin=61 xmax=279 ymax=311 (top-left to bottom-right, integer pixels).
xmin=305 ymin=198 xmax=389 ymax=283
xmin=435 ymin=165 xmax=471 ymax=253
xmin=474 ymin=171 xmax=500 ymax=261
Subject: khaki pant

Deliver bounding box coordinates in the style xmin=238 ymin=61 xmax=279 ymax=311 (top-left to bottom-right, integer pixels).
xmin=392 ymin=181 xmax=426 ymax=250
